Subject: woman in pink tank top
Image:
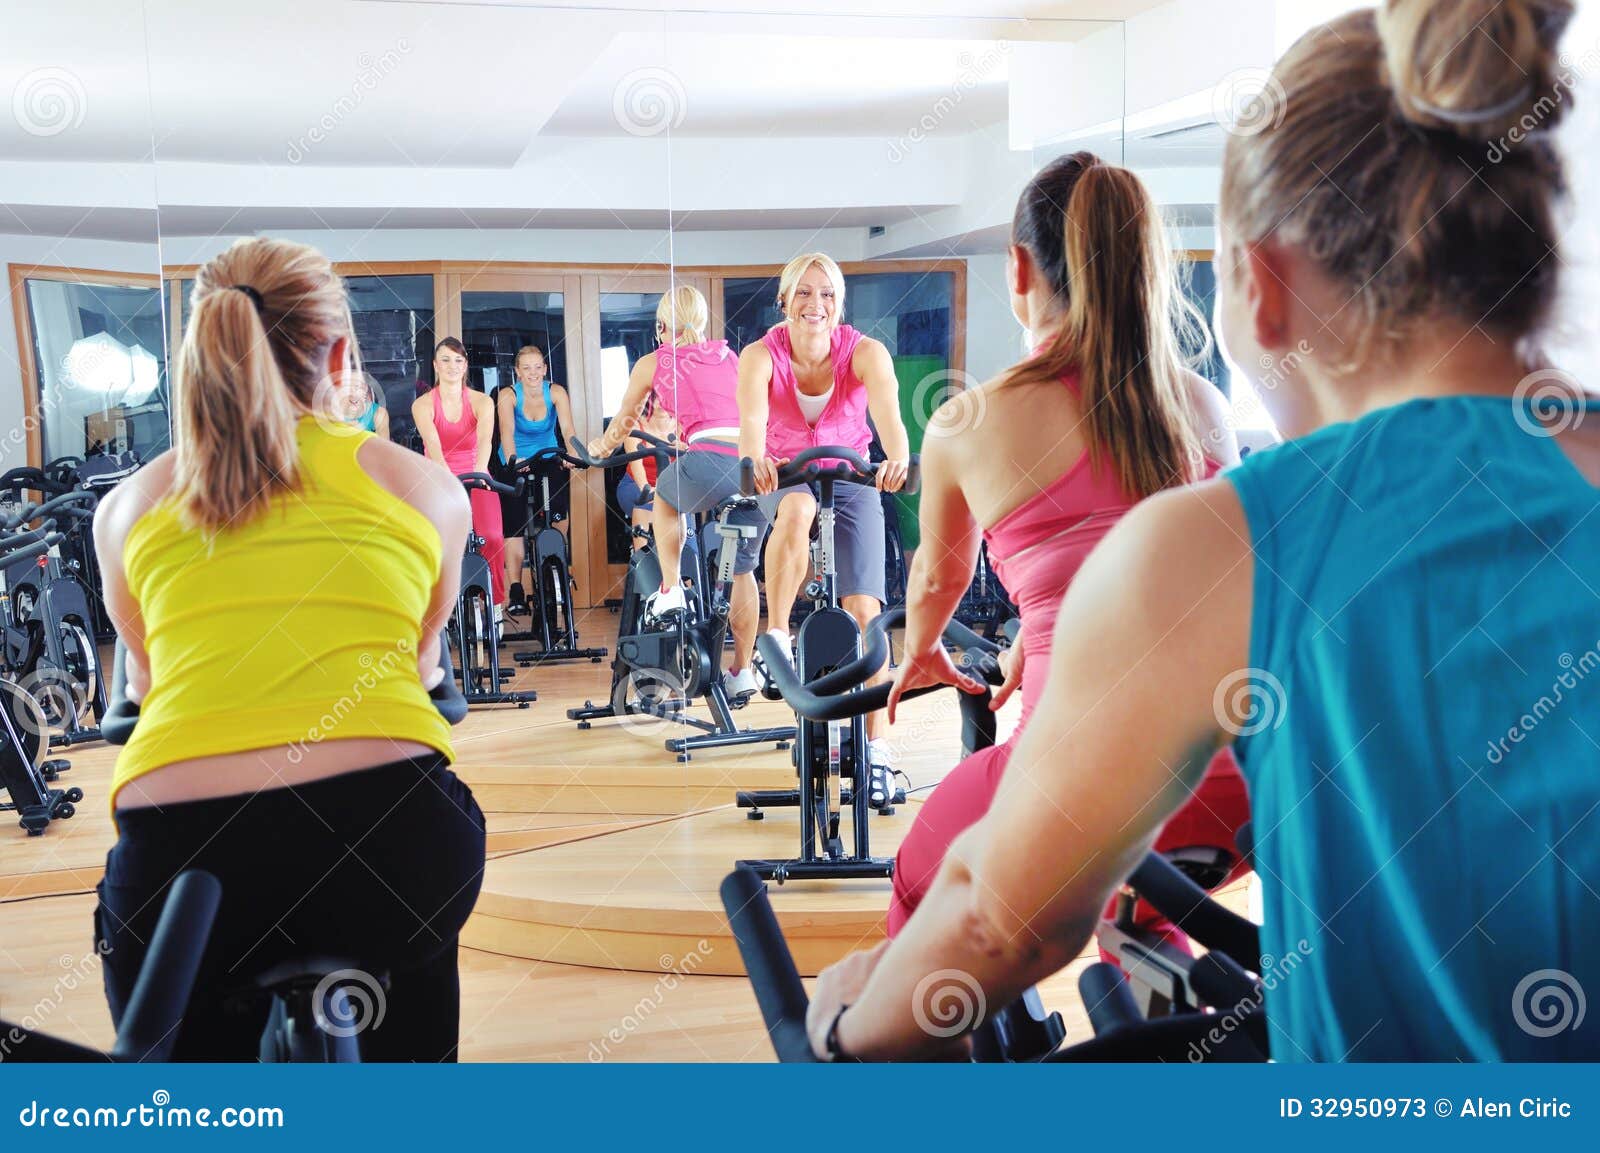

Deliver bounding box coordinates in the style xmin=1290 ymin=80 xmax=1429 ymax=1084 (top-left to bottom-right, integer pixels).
xmin=736 ymin=253 xmax=914 ymax=797
xmin=412 ymin=337 xmax=506 ymax=608
xmin=869 ymin=154 xmax=1247 ymax=941
xmin=590 ymin=287 xmax=771 ymax=698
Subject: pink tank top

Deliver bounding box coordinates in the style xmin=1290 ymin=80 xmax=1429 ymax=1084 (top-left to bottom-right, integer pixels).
xmin=653 ymin=340 xmax=741 ymax=453
xmin=986 ymin=389 xmax=1220 ymax=726
xmin=760 ymin=323 xmax=872 ymax=462
xmin=432 ymin=386 xmax=480 ymax=474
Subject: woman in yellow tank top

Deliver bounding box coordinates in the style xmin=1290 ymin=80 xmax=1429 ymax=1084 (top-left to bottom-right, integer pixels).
xmin=91 ymin=237 xmax=486 ymax=1061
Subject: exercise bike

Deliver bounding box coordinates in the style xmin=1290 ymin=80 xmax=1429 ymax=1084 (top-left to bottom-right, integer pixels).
xmin=506 ymin=447 xmax=607 ymax=666
xmin=0 ymin=527 xmax=83 ymax=836
xmin=1 ymin=474 xmax=107 ymax=746
xmin=565 ymin=432 xmax=795 ymax=761
xmin=453 ymin=472 xmax=535 ymax=709
xmin=738 ymin=600 xmax=1000 ymax=882
xmin=731 ymin=447 xmax=929 ymax=875
xmin=89 ymin=637 xmax=471 ymax=1062
xmin=721 ymin=846 xmax=1267 ymax=1061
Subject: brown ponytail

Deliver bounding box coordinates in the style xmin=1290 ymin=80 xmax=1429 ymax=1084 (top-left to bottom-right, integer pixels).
xmin=1002 ymin=152 xmax=1203 ymax=500
xmin=171 ymin=238 xmax=354 ymax=532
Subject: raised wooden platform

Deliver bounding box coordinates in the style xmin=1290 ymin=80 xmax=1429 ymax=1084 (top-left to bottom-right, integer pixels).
xmin=465 ymin=801 xmax=918 ymax=976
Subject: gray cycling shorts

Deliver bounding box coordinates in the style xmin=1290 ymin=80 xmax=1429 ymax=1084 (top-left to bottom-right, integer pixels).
xmin=756 ymin=480 xmax=887 ymax=604
xmin=654 ymin=448 xmax=767 ymax=575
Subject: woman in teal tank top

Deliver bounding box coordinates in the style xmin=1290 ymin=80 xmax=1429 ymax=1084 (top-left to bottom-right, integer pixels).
xmin=493 ymin=345 xmax=576 ymax=606
xmin=801 ymin=0 xmax=1599 ymax=1063
xmin=336 ymin=371 xmax=389 ymax=439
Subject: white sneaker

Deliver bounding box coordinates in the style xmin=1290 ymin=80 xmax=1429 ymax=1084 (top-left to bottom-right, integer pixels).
xmin=494 ymin=603 xmax=505 ymax=642
xmin=866 ymin=738 xmax=897 ymax=809
xmin=722 ymin=666 xmax=758 ymax=703
xmin=754 ymin=628 xmax=793 ymax=694
xmin=645 ymin=582 xmax=687 ymax=622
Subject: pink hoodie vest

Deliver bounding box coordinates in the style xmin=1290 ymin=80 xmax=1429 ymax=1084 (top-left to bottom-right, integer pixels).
xmin=760 ymin=323 xmax=873 ymax=462
xmin=652 ymin=339 xmax=741 ymax=451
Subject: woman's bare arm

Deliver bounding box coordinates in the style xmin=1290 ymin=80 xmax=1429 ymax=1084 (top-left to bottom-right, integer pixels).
xmin=412 ymin=395 xmax=446 ymax=466
xmin=92 ymin=454 xmax=177 ymax=702
xmin=818 ymin=480 xmax=1255 ymax=1058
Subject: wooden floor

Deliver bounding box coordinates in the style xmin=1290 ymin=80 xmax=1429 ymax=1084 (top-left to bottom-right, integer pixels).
xmin=0 ymin=627 xmax=1244 ymax=1060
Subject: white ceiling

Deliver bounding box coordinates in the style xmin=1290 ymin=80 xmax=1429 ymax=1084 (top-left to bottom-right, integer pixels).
xmin=0 ymin=0 xmax=154 ymax=162
xmin=542 ymin=29 xmax=1012 ymax=138
xmin=3 ymin=0 xmax=1217 ymax=245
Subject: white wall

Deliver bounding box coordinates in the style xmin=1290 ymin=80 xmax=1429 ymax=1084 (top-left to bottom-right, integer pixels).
xmin=155 ymin=226 xmax=877 ymax=268
xmin=0 ymin=234 xmax=161 ymax=471
xmin=965 ymin=252 xmax=1022 ymax=384
xmin=1556 ymin=2 xmax=1600 ymax=390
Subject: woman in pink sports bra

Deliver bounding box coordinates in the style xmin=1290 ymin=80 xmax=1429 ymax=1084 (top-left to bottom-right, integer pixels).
xmin=738 ymin=252 xmax=913 ymax=803
xmin=412 ymin=337 xmax=506 ymax=608
xmin=876 ymin=152 xmax=1247 ymax=939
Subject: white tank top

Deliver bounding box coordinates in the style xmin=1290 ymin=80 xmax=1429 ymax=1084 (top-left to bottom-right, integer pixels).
xmin=794 ymin=383 xmax=834 ymax=427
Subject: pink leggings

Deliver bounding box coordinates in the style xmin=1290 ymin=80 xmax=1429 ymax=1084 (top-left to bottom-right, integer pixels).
xmin=469 ymin=486 xmax=506 ymax=606
xmin=888 ymin=745 xmax=1251 ymax=945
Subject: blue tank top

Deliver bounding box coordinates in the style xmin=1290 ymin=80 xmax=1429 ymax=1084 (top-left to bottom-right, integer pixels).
xmin=498 ymin=379 xmax=560 ymax=465
xmin=1228 ymin=394 xmax=1600 ymax=1062
xmin=349 ymin=400 xmax=378 ymax=433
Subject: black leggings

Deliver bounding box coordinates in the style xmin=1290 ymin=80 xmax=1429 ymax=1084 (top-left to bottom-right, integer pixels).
xmin=96 ymin=753 xmax=486 ymax=1062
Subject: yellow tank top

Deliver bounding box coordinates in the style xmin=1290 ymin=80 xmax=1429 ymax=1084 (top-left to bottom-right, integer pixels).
xmin=112 ymin=417 xmax=456 ymax=809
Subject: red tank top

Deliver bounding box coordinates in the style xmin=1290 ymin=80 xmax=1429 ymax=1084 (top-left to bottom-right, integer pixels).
xmin=432 ymin=387 xmax=480 ymax=474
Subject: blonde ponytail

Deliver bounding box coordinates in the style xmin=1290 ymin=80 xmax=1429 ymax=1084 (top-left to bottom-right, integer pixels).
xmin=170 ymin=238 xmax=352 ymax=531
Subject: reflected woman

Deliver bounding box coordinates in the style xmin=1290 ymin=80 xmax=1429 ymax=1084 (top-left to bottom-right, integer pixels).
xmin=737 ymin=252 xmax=911 ymax=805
xmin=495 ymin=345 xmax=576 ymax=604
xmin=413 ymin=337 xmax=505 ymax=611
xmin=339 ymin=373 xmax=390 ymax=439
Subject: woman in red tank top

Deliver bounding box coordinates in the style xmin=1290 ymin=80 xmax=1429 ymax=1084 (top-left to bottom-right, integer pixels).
xmin=412 ymin=337 xmax=507 ymax=609
xmin=874 ymin=153 xmax=1247 ymax=943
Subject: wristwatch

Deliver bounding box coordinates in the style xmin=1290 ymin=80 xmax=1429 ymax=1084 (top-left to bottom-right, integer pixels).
xmin=823 ymin=1004 xmax=860 ymax=1062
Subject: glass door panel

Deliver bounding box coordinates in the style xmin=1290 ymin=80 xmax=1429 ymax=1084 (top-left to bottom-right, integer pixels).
xmin=21 ymin=274 xmax=169 ymax=465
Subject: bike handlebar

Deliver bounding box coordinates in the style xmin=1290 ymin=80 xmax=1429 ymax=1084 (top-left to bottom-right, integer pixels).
xmin=0 ymin=535 xmax=61 ymax=568
xmin=457 ymin=471 xmax=519 ymax=497
xmin=109 ymin=870 xmax=223 ymax=1063
xmin=757 ymin=607 xmax=1005 ymax=723
xmin=1124 ymin=852 xmax=1261 ymax=969
xmin=739 ymin=448 xmax=921 ymax=498
xmin=27 ymin=490 xmax=99 ymax=522
xmin=565 ymin=434 xmax=679 ymax=472
xmin=719 ymin=868 xmax=818 ymax=1063
xmin=514 ymin=446 xmax=585 ymax=471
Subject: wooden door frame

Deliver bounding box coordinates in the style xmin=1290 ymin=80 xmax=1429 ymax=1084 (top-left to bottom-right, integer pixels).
xmin=9 ymin=263 xmax=163 ymax=468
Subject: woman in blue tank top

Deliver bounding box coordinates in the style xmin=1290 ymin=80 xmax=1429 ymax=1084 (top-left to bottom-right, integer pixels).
xmin=804 ymin=0 xmax=1599 ymax=1063
xmin=493 ymin=344 xmax=575 ymax=606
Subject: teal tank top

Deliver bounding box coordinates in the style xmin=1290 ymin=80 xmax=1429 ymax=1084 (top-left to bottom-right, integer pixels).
xmin=1227 ymin=395 xmax=1600 ymax=1061
xmin=350 ymin=400 xmax=378 ymax=433
xmin=498 ymin=379 xmax=559 ymax=465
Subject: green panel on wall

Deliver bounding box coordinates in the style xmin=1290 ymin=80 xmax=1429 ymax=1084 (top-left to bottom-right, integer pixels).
xmin=889 ymin=353 xmax=949 ymax=552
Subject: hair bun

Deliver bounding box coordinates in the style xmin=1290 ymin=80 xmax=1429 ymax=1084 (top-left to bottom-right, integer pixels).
xmin=1379 ymin=0 xmax=1575 ymax=141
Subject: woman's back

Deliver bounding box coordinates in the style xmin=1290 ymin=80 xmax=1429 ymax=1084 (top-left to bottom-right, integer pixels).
xmin=653 ymin=339 xmax=741 ymax=443
xmin=954 ymin=369 xmax=1231 ymax=719
xmin=1230 ymin=395 xmax=1600 ymax=1060
xmin=111 ymin=418 xmax=455 ymax=808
